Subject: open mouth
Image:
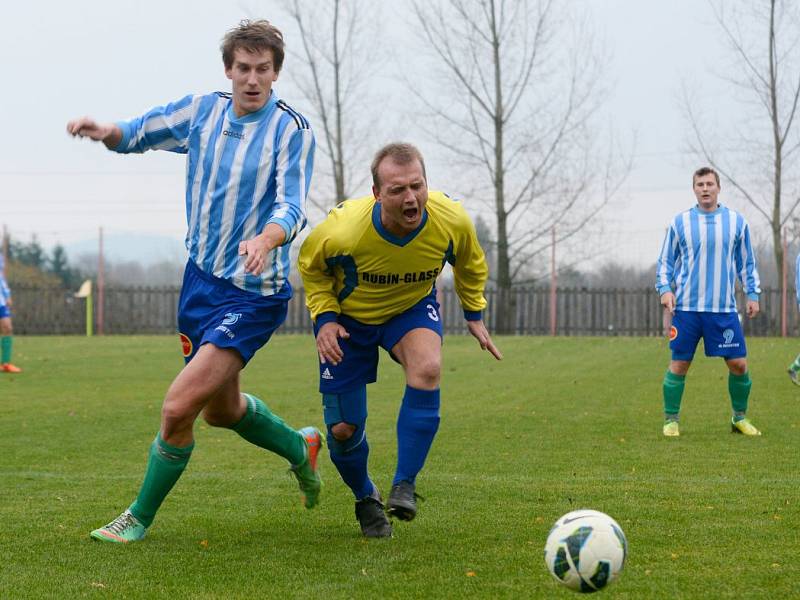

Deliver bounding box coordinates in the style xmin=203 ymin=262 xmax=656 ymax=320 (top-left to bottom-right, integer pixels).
xmin=403 ymin=207 xmax=419 ymax=221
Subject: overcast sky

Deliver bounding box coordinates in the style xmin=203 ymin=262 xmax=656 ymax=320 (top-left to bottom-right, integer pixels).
xmin=0 ymin=0 xmax=751 ymax=268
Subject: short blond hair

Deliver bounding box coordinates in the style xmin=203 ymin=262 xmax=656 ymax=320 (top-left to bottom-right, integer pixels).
xmin=371 ymin=143 xmax=427 ymax=188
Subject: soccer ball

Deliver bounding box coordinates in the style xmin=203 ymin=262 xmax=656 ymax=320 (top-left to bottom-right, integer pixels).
xmin=543 ymin=509 xmax=627 ymax=593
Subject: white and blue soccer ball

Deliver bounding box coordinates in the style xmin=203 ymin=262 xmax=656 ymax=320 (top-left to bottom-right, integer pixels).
xmin=543 ymin=509 xmax=627 ymax=593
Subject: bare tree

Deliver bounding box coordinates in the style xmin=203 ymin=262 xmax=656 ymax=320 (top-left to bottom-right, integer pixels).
xmin=685 ymin=0 xmax=800 ymax=279
xmin=282 ymin=0 xmax=381 ymax=211
xmin=410 ymin=0 xmax=630 ymax=333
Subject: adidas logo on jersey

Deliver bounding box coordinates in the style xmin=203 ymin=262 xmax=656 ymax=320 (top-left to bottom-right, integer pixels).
xmin=322 ymin=368 xmax=334 ymax=380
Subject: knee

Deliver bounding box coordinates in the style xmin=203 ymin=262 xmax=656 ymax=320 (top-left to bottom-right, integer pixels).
xmin=0 ymin=322 xmax=11 ymax=336
xmin=331 ymin=422 xmax=357 ymax=441
xmin=411 ymin=357 xmax=441 ymax=388
xmin=727 ymin=359 xmax=747 ymax=375
xmin=669 ymin=360 xmax=691 ymax=376
xmin=160 ymin=395 xmax=195 ymax=436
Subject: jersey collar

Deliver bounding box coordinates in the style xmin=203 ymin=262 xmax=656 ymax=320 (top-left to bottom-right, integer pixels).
xmin=226 ymin=91 xmax=278 ymax=124
xmin=371 ymin=201 xmax=428 ymax=247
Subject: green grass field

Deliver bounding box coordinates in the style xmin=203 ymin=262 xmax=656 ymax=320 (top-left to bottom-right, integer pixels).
xmin=1 ymin=335 xmax=799 ymax=599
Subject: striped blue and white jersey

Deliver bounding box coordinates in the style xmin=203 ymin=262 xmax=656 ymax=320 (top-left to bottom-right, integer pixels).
xmin=0 ymin=254 xmax=9 ymax=307
xmin=795 ymin=253 xmax=800 ymax=308
xmin=114 ymin=91 xmax=315 ymax=296
xmin=655 ymin=204 xmax=760 ymax=313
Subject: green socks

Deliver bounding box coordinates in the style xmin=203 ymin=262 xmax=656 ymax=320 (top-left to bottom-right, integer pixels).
xmin=663 ymin=370 xmax=685 ymax=420
xmin=1 ymin=336 xmax=11 ymax=363
xmin=729 ymin=371 xmax=752 ymax=418
xmin=233 ymin=394 xmax=305 ymax=466
xmin=129 ymin=434 xmax=194 ymax=527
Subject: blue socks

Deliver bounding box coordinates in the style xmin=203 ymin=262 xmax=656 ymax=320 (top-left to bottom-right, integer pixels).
xmin=393 ymin=385 xmax=440 ymax=486
xmin=328 ymin=433 xmax=374 ymax=500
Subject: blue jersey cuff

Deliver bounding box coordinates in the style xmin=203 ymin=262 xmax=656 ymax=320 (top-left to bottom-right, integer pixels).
xmin=464 ymin=310 xmax=482 ymax=321
xmin=315 ymin=311 xmax=339 ymax=327
xmin=747 ymin=293 xmax=759 ymax=302
xmin=266 ymin=217 xmax=292 ymax=245
xmin=657 ymin=285 xmax=672 ymax=295
xmin=113 ymin=121 xmax=131 ymax=152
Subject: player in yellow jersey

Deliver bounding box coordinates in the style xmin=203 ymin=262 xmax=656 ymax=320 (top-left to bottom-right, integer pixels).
xmin=298 ymin=142 xmax=502 ymax=537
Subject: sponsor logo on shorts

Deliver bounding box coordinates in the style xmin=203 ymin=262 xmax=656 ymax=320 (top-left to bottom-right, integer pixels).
xmin=426 ymin=303 xmax=439 ymax=322
xmin=215 ymin=325 xmax=236 ymax=339
xmin=179 ymin=333 xmax=193 ymax=357
xmin=669 ymin=325 xmax=677 ymax=341
xmin=718 ymin=327 xmax=739 ymax=349
xmin=222 ymin=312 xmax=242 ymax=326
xmin=322 ymin=367 xmax=334 ymax=380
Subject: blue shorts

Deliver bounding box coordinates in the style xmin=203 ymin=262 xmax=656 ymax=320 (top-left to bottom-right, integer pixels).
xmin=669 ymin=311 xmax=747 ymax=361
xmin=177 ymin=260 xmax=290 ymax=365
xmin=314 ymin=289 xmax=443 ymax=393
xmin=0 ymin=304 xmax=9 ymax=319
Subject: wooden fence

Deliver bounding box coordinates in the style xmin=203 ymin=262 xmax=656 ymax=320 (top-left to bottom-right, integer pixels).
xmin=7 ymin=284 xmax=798 ymax=337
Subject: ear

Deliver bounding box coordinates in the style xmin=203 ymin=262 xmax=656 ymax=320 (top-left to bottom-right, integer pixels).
xmin=225 ymin=65 xmax=233 ymax=81
xmin=372 ymin=185 xmax=380 ymax=201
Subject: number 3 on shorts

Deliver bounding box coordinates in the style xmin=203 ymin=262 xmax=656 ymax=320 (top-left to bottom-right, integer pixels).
xmin=426 ymin=303 xmax=439 ymax=322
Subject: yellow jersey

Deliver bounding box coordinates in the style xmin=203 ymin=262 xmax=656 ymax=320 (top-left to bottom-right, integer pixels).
xmin=298 ymin=191 xmax=488 ymax=324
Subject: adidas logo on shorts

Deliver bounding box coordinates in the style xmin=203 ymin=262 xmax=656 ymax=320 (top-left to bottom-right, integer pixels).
xmin=322 ymin=368 xmax=334 ymax=380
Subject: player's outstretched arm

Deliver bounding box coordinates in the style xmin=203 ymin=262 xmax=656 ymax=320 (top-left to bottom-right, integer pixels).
xmin=66 ymin=117 xmax=122 ymax=149
xmin=316 ymin=321 xmax=350 ymax=366
xmin=466 ymin=320 xmax=502 ymax=360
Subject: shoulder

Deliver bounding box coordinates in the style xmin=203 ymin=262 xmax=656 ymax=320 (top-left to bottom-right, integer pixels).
xmin=427 ymin=191 xmax=475 ymax=233
xmin=328 ymin=195 xmax=374 ymax=221
xmin=275 ymin=98 xmax=311 ymax=131
xmin=668 ymin=209 xmax=693 ymax=228
xmin=312 ymin=195 xmax=374 ymax=232
xmin=427 ymin=190 xmax=470 ymax=220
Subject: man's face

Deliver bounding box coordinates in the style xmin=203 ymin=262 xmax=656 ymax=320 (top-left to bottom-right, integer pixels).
xmin=373 ymin=158 xmax=428 ymax=237
xmin=225 ymin=47 xmax=278 ymax=117
xmin=693 ymin=173 xmax=720 ymax=212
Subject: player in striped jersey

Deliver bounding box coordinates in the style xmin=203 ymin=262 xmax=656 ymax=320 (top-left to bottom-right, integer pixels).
xmin=299 ymin=143 xmax=502 ymax=537
xmin=656 ymin=167 xmax=762 ymax=437
xmin=786 ymin=254 xmax=800 ymax=384
xmin=67 ymin=20 xmax=322 ymax=544
xmin=0 ymin=253 xmax=22 ymax=373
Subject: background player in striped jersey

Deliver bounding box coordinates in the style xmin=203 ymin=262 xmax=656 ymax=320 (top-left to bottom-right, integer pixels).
xmin=66 ymin=20 xmax=321 ymax=543
xmin=786 ymin=254 xmax=800 ymax=384
xmin=0 ymin=253 xmax=22 ymax=373
xmin=656 ymin=166 xmax=762 ymax=437
xmin=298 ymin=143 xmax=502 ymax=538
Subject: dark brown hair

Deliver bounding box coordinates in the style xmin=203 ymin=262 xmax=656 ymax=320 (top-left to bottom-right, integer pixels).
xmin=693 ymin=166 xmax=720 ymax=186
xmin=221 ymin=20 xmax=285 ymax=72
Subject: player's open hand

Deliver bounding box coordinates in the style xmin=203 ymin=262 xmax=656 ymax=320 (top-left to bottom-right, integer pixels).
xmin=466 ymin=320 xmax=502 ymax=360
xmin=316 ymin=321 xmax=349 ymax=365
xmin=238 ymin=235 xmax=273 ymax=276
xmin=66 ymin=117 xmax=116 ymax=142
